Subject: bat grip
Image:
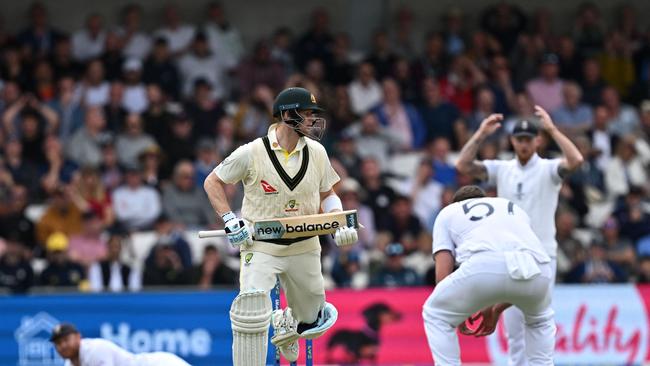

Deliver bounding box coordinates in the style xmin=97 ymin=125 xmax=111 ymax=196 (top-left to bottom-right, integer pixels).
xmin=197 ymin=230 xmax=227 ymax=238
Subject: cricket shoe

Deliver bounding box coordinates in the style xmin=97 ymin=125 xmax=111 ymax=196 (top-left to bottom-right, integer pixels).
xmin=271 ymin=308 xmax=299 ymax=362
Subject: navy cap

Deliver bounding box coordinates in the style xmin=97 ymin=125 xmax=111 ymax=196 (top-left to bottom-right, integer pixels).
xmin=50 ymin=323 xmax=79 ymax=342
xmin=511 ymin=120 xmax=539 ymax=137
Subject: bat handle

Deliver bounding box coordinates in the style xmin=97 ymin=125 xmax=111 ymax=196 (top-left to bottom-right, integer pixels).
xmin=197 ymin=230 xmax=227 ymax=238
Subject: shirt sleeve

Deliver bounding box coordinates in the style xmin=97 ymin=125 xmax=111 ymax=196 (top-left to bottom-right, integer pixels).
xmin=213 ymin=143 xmax=252 ymax=184
xmin=317 ymin=145 xmax=340 ymax=192
xmin=546 ymin=158 xmax=563 ymax=185
xmin=482 ymin=159 xmax=501 ymax=185
xmin=432 ymin=207 xmax=455 ymax=256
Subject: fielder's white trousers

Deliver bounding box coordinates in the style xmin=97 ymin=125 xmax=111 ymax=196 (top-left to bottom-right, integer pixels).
xmin=240 ymin=249 xmax=325 ymax=324
xmin=503 ymin=258 xmax=557 ymax=366
xmin=422 ymin=252 xmax=555 ymax=366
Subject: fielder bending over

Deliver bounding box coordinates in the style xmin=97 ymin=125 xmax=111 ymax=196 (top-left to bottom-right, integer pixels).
xmin=204 ymin=87 xmax=358 ymax=364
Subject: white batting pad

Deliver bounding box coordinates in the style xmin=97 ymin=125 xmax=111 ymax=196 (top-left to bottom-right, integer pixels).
xmin=230 ymin=289 xmax=272 ymax=366
xmin=299 ymin=302 xmax=338 ymax=339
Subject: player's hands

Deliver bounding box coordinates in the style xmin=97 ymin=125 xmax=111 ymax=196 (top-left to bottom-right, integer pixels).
xmin=458 ymin=311 xmax=483 ymax=336
xmin=534 ymin=105 xmax=556 ymax=132
xmin=477 ymin=114 xmax=503 ymax=137
xmin=222 ymin=211 xmax=253 ymax=248
xmin=472 ymin=306 xmax=500 ymax=337
xmin=334 ymin=226 xmax=358 ymax=247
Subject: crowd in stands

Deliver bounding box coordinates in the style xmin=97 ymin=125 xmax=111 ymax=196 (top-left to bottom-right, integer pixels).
xmin=2 ymin=1 xmax=650 ymax=294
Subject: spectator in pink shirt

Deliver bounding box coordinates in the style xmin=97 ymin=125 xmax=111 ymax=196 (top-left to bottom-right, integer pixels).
xmin=526 ymin=53 xmax=565 ymax=112
xmin=67 ymin=211 xmax=107 ymax=268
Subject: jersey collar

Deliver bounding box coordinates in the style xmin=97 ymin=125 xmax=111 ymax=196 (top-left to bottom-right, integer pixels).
xmin=267 ymin=123 xmax=306 ymax=154
xmin=517 ymin=153 xmax=540 ymax=169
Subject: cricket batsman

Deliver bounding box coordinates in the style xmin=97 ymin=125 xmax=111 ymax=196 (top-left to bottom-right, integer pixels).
xmin=204 ymin=87 xmax=358 ymax=364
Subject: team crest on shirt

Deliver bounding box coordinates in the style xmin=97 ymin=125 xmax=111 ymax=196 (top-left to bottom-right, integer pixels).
xmin=284 ymin=199 xmax=300 ymax=212
xmin=261 ymin=180 xmax=278 ymax=195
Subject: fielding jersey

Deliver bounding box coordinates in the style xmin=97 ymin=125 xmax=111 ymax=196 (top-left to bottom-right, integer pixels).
xmin=214 ymin=123 xmax=340 ymax=256
xmin=432 ymin=197 xmax=550 ymax=264
xmin=483 ymin=154 xmax=562 ymax=257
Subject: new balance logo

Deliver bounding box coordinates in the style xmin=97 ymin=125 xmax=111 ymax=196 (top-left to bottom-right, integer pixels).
xmin=261 ymin=180 xmax=278 ymax=195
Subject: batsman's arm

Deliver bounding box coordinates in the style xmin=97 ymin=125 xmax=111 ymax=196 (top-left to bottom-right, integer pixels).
xmin=320 ymin=189 xmax=341 ymax=212
xmin=204 ymin=173 xmax=233 ymax=218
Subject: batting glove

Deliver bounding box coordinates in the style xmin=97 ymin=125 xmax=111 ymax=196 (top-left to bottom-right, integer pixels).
xmin=334 ymin=226 xmax=358 ymax=247
xmin=222 ymin=211 xmax=253 ymax=248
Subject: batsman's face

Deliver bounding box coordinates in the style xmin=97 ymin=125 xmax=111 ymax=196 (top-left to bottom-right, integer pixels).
xmin=54 ymin=333 xmax=81 ymax=359
xmin=296 ymin=110 xmax=326 ymax=140
xmin=510 ymin=135 xmax=538 ymax=161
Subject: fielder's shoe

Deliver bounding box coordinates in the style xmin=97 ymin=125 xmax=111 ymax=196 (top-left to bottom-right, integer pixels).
xmin=271 ymin=308 xmax=299 ymax=362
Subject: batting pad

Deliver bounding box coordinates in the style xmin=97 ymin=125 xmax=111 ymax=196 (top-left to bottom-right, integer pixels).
xmin=299 ymin=302 xmax=338 ymax=339
xmin=230 ymin=289 xmax=272 ymax=366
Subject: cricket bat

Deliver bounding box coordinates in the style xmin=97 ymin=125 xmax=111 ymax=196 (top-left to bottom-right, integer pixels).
xmin=198 ymin=210 xmax=360 ymax=239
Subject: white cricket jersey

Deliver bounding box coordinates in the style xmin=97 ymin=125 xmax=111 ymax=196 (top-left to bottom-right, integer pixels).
xmin=483 ymin=153 xmax=562 ymax=257
xmin=65 ymin=339 xmax=190 ymax=366
xmin=214 ymin=123 xmax=340 ymax=256
xmin=432 ymin=197 xmax=550 ymax=265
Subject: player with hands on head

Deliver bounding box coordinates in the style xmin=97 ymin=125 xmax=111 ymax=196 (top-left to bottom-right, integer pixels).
xmin=204 ymin=87 xmax=356 ymax=365
xmin=455 ymin=105 xmax=583 ymax=365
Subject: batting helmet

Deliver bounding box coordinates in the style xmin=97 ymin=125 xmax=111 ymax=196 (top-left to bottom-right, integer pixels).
xmin=272 ymin=87 xmax=326 ymax=140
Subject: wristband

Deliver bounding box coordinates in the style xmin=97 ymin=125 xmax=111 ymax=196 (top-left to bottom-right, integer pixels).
xmin=221 ymin=211 xmax=237 ymax=223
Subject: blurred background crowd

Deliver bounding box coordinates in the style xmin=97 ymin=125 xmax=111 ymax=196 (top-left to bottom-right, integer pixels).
xmin=2 ymin=1 xmax=650 ymax=294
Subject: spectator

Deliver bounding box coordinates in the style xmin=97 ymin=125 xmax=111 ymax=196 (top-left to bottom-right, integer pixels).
xmin=337 ymin=178 xmax=376 ymax=249
xmin=442 ymin=7 xmax=467 ymax=57
xmin=115 ymin=113 xmax=156 ymax=167
xmin=526 ymin=53 xmax=565 ymax=112
xmin=598 ymin=217 xmax=636 ymax=278
xmin=160 ymin=112 xmax=197 ymax=177
xmin=348 ymin=62 xmax=382 ymax=116
xmin=615 ymin=187 xmax=650 ymax=245
xmin=67 ymin=211 xmax=107 ymax=268
xmin=0 ymin=185 xmax=37 ymax=250
xmin=148 ymin=214 xmax=192 ymax=269
xmin=117 ymin=4 xmax=152 ymax=61
xmin=587 ymin=105 xmax=615 ymax=170
xmin=390 ymin=5 xmax=417 ymax=60
xmin=326 ymin=33 xmax=355 ymax=87
xmin=557 ymin=35 xmax=582 ymax=81
xmin=392 ymin=57 xmax=418 ymax=105
xmin=466 ymin=87 xmax=498 ymax=134
xmin=372 ymin=78 xmax=425 ymax=151
xmin=194 ymin=139 xmax=219 ymax=187
xmin=330 ymin=248 xmax=368 ymax=289
xmin=49 ymin=76 xmax=84 ymax=142
xmin=555 ymin=209 xmax=587 ymax=278
xmin=370 ymin=242 xmax=421 ymax=287
xmin=154 ymin=4 xmax=195 ymax=55
xmin=426 ymin=137 xmax=456 ymax=187
xmin=0 ymin=235 xmax=34 ymax=294
xmin=382 ymin=195 xmax=424 ymax=252
xmin=294 ymin=7 xmax=334 ymax=70
xmin=98 ymin=137 xmax=123 ymax=192
xmin=568 ymin=135 xmax=606 ymax=204
xmin=204 ymin=2 xmax=244 ymax=68
xmin=485 ymin=55 xmax=515 ymax=115
xmin=332 ymin=133 xmax=362 ymax=181
xmin=347 ymin=112 xmax=400 ymax=168
xmin=50 ymin=36 xmax=83 ymax=79
xmin=366 ymin=30 xmax=397 ymax=80
xmin=65 ymin=107 xmax=107 ymax=167
xmin=237 ymin=41 xmax=286 ymax=96
xmin=327 ymin=86 xmax=356 ymax=138
xmin=139 ymin=144 xmax=163 ymax=189
xmin=88 ymin=231 xmax=141 ymax=292
xmin=17 ymin=2 xmax=63 ymax=57
xmin=79 ymin=60 xmax=109 ymax=107
xmin=602 ymin=86 xmax=640 ymax=136
xmin=359 ymin=157 xmax=396 ymax=229
xmin=193 ymin=244 xmax=237 ymax=288
xmin=638 ymin=256 xmax=650 ymax=283
xmin=419 ymin=78 xmax=462 ymax=149
xmin=604 ymin=136 xmax=648 ymax=198
xmin=104 ymin=82 xmax=127 ymax=132
xmin=215 ymin=116 xmax=236 ymax=157
xmin=552 ymin=82 xmax=593 ymax=134
xmin=72 ymin=14 xmax=106 ymax=62
xmin=143 ymin=38 xmax=181 ymax=100
xmin=564 ymin=241 xmax=627 ymax=284
xmin=141 ymin=84 xmax=174 ymax=143
xmin=162 ymin=160 xmax=214 ymax=229
xmin=100 ymin=31 xmax=125 ymax=82
xmin=439 ymin=55 xmax=487 ymax=116
xmin=177 ymin=32 xmax=229 ymax=99
xmin=572 ymin=2 xmax=605 ymax=57
xmin=143 ymin=244 xmax=190 ymax=286
xmin=184 ymin=78 xmax=225 ymax=138
xmin=40 ymin=135 xmax=79 ymax=196
xmin=396 ymin=159 xmax=444 ymax=230
xmin=111 ymin=164 xmax=161 ymax=230
xmin=2 ymin=139 xmax=41 ymax=198
xmin=39 ymin=232 xmax=86 ymax=287
xmin=412 ymin=32 xmax=448 ymax=84
xmin=121 ymin=59 xmax=148 ymax=114
xmin=36 ymin=187 xmax=83 ymax=246
xmin=579 ymin=58 xmax=607 ymax=106
xmin=480 ymin=2 xmax=527 ymax=54
xmin=68 ymin=166 xmax=113 ymax=225
xmin=598 ymin=31 xmax=635 ymax=98
xmin=32 ymin=59 xmax=56 ymax=102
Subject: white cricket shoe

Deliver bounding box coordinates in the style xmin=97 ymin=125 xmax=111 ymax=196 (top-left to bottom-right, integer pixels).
xmin=271 ymin=308 xmax=299 ymax=362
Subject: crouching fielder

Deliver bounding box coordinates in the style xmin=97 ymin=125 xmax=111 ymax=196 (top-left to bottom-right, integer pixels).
xmin=51 ymin=323 xmax=191 ymax=366
xmin=422 ymin=186 xmax=555 ymax=366
xmin=204 ymin=87 xmax=357 ymax=364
